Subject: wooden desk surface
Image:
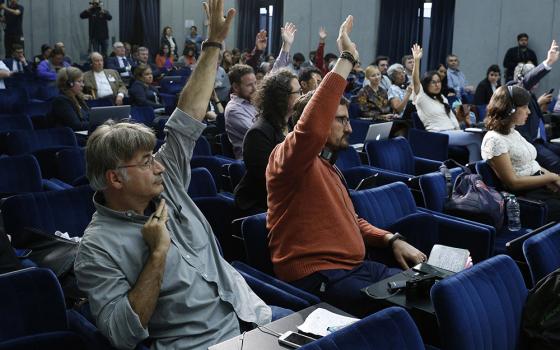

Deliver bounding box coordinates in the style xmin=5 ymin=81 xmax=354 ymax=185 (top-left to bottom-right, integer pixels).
xmin=209 ymin=302 xmax=351 ymax=350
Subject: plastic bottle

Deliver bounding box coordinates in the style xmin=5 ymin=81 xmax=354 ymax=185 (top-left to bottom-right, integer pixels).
xmin=507 ymin=195 xmax=521 ymax=231
xmin=468 ymin=112 xmax=477 ymax=127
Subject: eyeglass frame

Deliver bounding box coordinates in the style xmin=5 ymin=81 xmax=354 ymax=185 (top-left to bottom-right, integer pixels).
xmin=116 ymin=154 xmax=158 ymax=170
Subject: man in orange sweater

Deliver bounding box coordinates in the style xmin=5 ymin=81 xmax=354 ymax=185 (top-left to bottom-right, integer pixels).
xmin=266 ymin=16 xmax=426 ymax=316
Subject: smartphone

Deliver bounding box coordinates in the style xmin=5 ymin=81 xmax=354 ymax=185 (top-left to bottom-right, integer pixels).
xmin=548 ymin=88 xmax=555 ymax=95
xmin=278 ymin=331 xmax=316 ymax=348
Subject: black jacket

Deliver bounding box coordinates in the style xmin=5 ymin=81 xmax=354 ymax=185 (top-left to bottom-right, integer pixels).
xmin=128 ymin=80 xmax=162 ymax=108
xmin=234 ymin=117 xmax=285 ymax=211
xmin=80 ymin=7 xmax=112 ymax=40
xmin=503 ymin=46 xmax=538 ymax=82
xmin=48 ymin=94 xmax=89 ymax=131
xmin=473 ymin=78 xmax=501 ymax=106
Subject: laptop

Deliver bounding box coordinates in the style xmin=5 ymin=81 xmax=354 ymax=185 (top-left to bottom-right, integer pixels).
xmin=351 ymin=122 xmax=393 ymax=150
xmin=88 ymin=105 xmax=131 ymax=132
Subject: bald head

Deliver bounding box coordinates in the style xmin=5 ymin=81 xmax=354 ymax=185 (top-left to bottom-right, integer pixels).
xmin=91 ymin=52 xmax=104 ymax=72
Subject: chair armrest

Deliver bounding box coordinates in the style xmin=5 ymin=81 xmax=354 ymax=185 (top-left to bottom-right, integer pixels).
xmin=42 ymin=179 xmax=72 ymax=191
xmin=341 ymin=166 xmax=378 ymax=190
xmin=232 ymin=261 xmax=320 ymax=305
xmin=419 ymin=208 xmax=495 ymax=262
xmin=517 ymin=197 xmax=547 ymax=228
xmin=414 ymin=157 xmax=443 ymax=175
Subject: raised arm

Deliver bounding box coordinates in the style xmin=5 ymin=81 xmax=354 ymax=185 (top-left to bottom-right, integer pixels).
xmin=315 ymin=27 xmax=327 ymax=75
xmin=411 ymin=43 xmax=422 ymax=95
xmin=271 ymin=22 xmax=296 ymax=72
xmin=522 ymin=40 xmax=559 ymax=91
xmin=176 ymin=0 xmax=235 ymax=121
xmin=246 ymin=30 xmax=267 ymax=71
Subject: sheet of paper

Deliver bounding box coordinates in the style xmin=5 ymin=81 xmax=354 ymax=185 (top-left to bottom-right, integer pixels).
xmin=297 ymin=308 xmax=359 ymax=337
xmin=428 ymin=244 xmax=469 ymax=273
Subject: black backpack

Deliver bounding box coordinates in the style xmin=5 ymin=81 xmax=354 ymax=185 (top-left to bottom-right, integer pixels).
xmin=522 ymin=268 xmax=560 ymax=349
xmin=440 ymin=160 xmax=505 ymax=230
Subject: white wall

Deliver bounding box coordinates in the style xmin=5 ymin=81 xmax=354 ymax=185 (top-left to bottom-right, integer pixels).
xmin=453 ymin=0 xmax=560 ymax=95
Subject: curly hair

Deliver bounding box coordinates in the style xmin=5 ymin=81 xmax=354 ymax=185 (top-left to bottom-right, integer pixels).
xmin=485 ymin=85 xmax=531 ymax=134
xmin=254 ymin=68 xmax=298 ymax=131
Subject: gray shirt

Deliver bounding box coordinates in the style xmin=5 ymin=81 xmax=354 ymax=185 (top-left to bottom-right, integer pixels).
xmin=224 ymin=95 xmax=257 ymax=159
xmin=74 ymin=108 xmax=271 ymax=350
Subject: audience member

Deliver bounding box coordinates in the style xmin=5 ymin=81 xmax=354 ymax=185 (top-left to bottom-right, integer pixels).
xmin=37 ymin=47 xmax=70 ymax=81
xmin=231 ymin=48 xmax=241 ymax=64
xmin=224 ymin=64 xmax=257 ymax=159
xmin=177 ymin=44 xmax=197 ymax=69
xmin=267 ymin=16 xmax=426 ymax=317
xmin=402 ymin=54 xmax=414 ymax=82
xmin=503 ymin=33 xmax=538 ymax=82
xmin=356 ymin=65 xmax=392 ymax=120
xmin=374 ymin=55 xmax=392 ymax=90
xmin=446 ymin=54 xmax=474 ymax=97
xmin=214 ymin=59 xmax=230 ymax=103
xmin=48 ymin=67 xmax=89 ymax=131
xmin=387 ymin=63 xmax=412 ymax=118
xmin=302 ymin=49 xmax=317 ymax=69
xmin=244 ymin=30 xmax=268 ymax=72
xmin=136 ymin=46 xmax=163 ymax=80
xmin=80 ymin=0 xmax=112 ymax=56
xmin=313 ymin=27 xmax=334 ymax=76
xmin=436 ymin=63 xmax=455 ymax=97
xmin=411 ymin=44 xmax=482 ymax=162
xmin=3 ymin=43 xmax=31 ymax=74
xmin=221 ymin=50 xmax=234 ymax=73
xmin=288 ymin=52 xmax=305 ymax=75
xmin=0 ymin=60 xmax=11 ymax=89
xmin=123 ymin=42 xmax=133 ymax=60
xmin=74 ymin=3 xmax=284 ymax=349
xmin=106 ymin=42 xmax=134 ymax=82
xmin=129 ymin=64 xmax=163 ymax=108
xmin=83 ymin=52 xmax=127 ymax=105
xmin=1 ymin=0 xmax=24 ymax=55
xmin=155 ymin=44 xmax=174 ymax=71
xmin=513 ymin=40 xmax=560 ymax=173
xmin=482 ymin=85 xmax=560 ymax=221
xmin=299 ymin=67 xmax=322 ymax=94
xmin=474 ymin=64 xmax=502 ymax=106
xmin=54 ymin=41 xmax=73 ymax=64
xmin=160 ymin=26 xmax=178 ymax=59
xmin=185 ymin=25 xmax=204 ymax=57
xmin=33 ymin=44 xmax=52 ymax=70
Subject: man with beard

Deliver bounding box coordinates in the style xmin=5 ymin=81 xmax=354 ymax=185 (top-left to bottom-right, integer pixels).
xmin=503 ymin=33 xmax=538 ymax=82
xmin=266 ymin=15 xmax=425 ymax=316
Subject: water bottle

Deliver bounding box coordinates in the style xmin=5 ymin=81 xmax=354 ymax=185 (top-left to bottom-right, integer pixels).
xmin=507 ymin=195 xmax=521 ymax=231
xmin=468 ymin=111 xmax=477 ymax=127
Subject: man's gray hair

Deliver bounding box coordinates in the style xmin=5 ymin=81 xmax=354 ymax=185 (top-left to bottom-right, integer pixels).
xmin=387 ymin=63 xmax=405 ymax=79
xmin=86 ymin=121 xmax=157 ymax=191
xmin=514 ymin=62 xmax=535 ymax=81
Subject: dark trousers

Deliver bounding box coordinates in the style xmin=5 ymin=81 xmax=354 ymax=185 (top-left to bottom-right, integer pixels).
xmin=518 ymin=187 xmax=560 ymax=223
xmin=535 ymin=141 xmax=560 ymax=174
xmin=90 ymin=38 xmax=108 ymax=57
xmin=291 ymin=261 xmax=401 ymax=317
xmin=4 ymin=34 xmax=23 ymax=56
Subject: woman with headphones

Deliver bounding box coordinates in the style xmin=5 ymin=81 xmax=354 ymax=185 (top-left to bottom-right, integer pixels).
xmin=48 ymin=67 xmax=90 ymax=131
xmin=482 ymin=85 xmax=560 ymax=221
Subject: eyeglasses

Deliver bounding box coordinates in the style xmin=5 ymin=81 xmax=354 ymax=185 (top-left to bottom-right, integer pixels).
xmin=289 ymin=89 xmax=302 ymax=95
xmin=429 ymin=80 xmax=442 ymax=85
xmin=335 ymin=116 xmax=350 ymax=126
xmin=117 ymin=154 xmax=157 ymax=170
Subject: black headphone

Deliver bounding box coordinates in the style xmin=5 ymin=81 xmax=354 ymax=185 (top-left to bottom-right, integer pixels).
xmin=507 ymin=85 xmax=516 ymax=116
xmin=63 ymin=67 xmax=74 ymax=88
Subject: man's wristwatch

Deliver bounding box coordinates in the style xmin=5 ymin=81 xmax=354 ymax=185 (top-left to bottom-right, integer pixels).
xmin=201 ymin=41 xmax=223 ymax=51
xmin=388 ymin=233 xmax=406 ymax=248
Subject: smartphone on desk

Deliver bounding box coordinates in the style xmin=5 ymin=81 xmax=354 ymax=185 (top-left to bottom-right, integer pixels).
xmin=278 ymin=331 xmax=316 ymax=348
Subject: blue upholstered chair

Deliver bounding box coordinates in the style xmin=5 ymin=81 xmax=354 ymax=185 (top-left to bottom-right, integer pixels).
xmin=523 ymin=225 xmax=560 ymax=285
xmin=130 ymin=106 xmax=156 ymax=127
xmin=85 ymin=98 xmax=113 ymax=108
xmin=191 ymin=136 xmax=235 ymax=190
xmin=218 ymin=133 xmax=235 ymax=159
xmin=408 ymin=128 xmax=450 ymax=162
xmin=0 ymin=268 xmax=87 ymax=349
xmin=159 ymin=75 xmax=186 ymax=95
xmin=0 ymin=114 xmax=33 ymax=132
xmin=431 ymin=255 xmax=528 ymax=350
xmin=1 ymin=127 xmax=78 ymax=156
xmin=365 ymin=136 xmax=442 ymax=182
xmin=1 ymin=185 xmax=95 ymax=248
xmin=227 ymin=161 xmax=246 ymax=191
xmin=300 ymin=307 xmax=425 ymax=350
xmin=350 ymin=182 xmax=494 ymax=263
xmin=335 ymin=147 xmax=385 ymax=190
xmin=348 ymin=118 xmax=372 ymax=145
xmin=0 ymin=87 xmax=28 ymax=113
xmin=55 ymin=147 xmax=86 ymax=186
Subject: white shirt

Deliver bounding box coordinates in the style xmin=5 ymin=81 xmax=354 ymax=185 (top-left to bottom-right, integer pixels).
xmin=0 ymin=61 xmax=9 ymax=89
xmin=117 ymin=56 xmax=130 ymax=77
xmin=481 ymin=129 xmax=541 ymax=176
xmin=93 ymin=71 xmax=114 ymax=98
xmin=166 ymin=35 xmax=176 ymax=54
xmin=413 ymin=84 xmax=459 ymax=132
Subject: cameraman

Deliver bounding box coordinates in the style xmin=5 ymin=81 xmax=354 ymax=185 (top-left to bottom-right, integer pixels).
xmin=80 ymin=0 xmax=112 ymax=56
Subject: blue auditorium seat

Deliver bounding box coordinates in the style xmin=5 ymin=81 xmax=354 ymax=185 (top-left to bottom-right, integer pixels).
xmin=523 ymin=225 xmax=560 ymax=285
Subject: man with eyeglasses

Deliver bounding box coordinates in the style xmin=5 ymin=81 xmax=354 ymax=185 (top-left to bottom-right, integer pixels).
xmin=107 ymin=41 xmax=133 ymax=83
xmin=266 ymin=16 xmax=426 ymax=317
xmin=74 ymin=2 xmax=283 ymax=349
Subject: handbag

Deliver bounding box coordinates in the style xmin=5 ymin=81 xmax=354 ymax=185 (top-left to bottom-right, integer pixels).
xmin=440 ymin=160 xmax=505 ymax=230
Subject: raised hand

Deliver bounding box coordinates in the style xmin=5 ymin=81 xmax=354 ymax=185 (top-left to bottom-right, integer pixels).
xmin=255 ymin=30 xmax=268 ymax=51
xmin=336 ymin=15 xmax=359 ymax=62
xmin=546 ymin=39 xmax=559 ymax=66
xmin=281 ymin=22 xmax=297 ymax=47
xmin=319 ymin=26 xmax=327 ymax=43
xmin=203 ymin=0 xmax=236 ymax=43
xmin=411 ymin=43 xmax=422 ymax=60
